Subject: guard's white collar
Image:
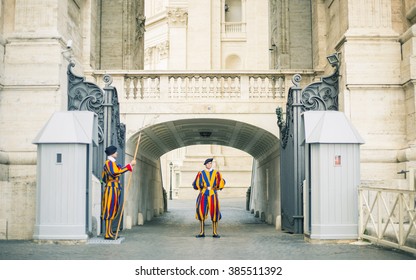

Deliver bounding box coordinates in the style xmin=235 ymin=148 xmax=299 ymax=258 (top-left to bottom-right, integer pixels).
xmin=108 ymin=156 xmax=116 ymax=162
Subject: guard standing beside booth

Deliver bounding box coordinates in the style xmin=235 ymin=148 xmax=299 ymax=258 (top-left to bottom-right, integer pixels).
xmin=101 ymin=145 xmax=136 ymax=239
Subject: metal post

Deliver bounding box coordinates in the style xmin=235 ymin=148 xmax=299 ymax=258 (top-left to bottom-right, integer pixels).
xmin=103 ymin=84 xmax=113 ymax=150
xmin=169 ymin=162 xmax=173 ymax=200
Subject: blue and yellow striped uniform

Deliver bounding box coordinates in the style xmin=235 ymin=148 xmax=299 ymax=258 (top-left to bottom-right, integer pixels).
xmin=192 ymin=169 xmax=226 ymax=222
xmin=101 ymin=159 xmax=132 ymax=238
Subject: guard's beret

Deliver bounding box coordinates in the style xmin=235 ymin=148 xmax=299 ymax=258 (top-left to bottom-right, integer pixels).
xmin=204 ymin=158 xmax=213 ymax=165
xmin=105 ymin=145 xmax=117 ymax=156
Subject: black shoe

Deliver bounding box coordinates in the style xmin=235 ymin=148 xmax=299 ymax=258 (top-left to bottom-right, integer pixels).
xmin=213 ymin=234 xmax=220 ymax=238
xmin=196 ymin=233 xmax=205 ymax=238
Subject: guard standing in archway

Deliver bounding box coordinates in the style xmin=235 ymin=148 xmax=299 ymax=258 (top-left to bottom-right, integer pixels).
xmin=101 ymin=145 xmax=136 ymax=239
xmin=192 ymin=158 xmax=226 ymax=238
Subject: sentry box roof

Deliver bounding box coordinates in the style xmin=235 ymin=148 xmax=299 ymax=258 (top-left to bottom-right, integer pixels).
xmin=33 ymin=111 xmax=98 ymax=146
xmin=302 ymin=111 xmax=365 ymax=144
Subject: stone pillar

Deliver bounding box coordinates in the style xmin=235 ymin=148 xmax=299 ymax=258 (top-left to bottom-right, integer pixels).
xmin=0 ymin=1 xmax=4 ymax=85
xmin=269 ymin=0 xmax=312 ymax=69
xmin=311 ymin=0 xmax=328 ymax=70
xmin=167 ymin=7 xmax=188 ymax=69
xmin=81 ymin=0 xmax=101 ymax=75
xmin=347 ymin=0 xmax=396 ymax=36
xmin=100 ymin=0 xmax=144 ymax=70
xmin=331 ymin=0 xmax=403 ymax=180
xmin=0 ymin=0 xmax=71 ymax=239
xmin=399 ymin=6 xmax=416 ymax=170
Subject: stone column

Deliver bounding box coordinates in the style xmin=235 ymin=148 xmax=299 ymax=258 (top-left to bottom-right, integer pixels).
xmin=0 ymin=0 xmax=71 ymax=239
xmin=269 ymin=0 xmax=289 ymax=69
xmin=398 ymin=6 xmax=416 ymax=171
xmin=269 ymin=0 xmax=312 ymax=69
xmin=347 ymin=0 xmax=396 ymax=36
xmin=100 ymin=0 xmax=144 ymax=70
xmin=167 ymin=7 xmax=188 ymax=69
xmin=334 ymin=0 xmax=403 ymax=180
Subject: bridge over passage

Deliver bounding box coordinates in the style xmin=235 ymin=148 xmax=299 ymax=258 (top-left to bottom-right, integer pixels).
xmin=89 ymin=69 xmax=316 ymax=231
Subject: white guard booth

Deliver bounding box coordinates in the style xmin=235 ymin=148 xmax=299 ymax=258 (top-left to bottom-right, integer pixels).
xmin=32 ymin=111 xmax=98 ymax=240
xmin=302 ymin=111 xmax=365 ymax=240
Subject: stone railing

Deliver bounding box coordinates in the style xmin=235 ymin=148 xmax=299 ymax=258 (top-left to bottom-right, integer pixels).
xmin=124 ymin=72 xmax=286 ymax=100
xmin=124 ymin=72 xmax=285 ymax=99
xmin=223 ymin=22 xmax=246 ymax=34
xmin=92 ymin=70 xmax=316 ymax=102
xmin=101 ymin=71 xmax=301 ymax=101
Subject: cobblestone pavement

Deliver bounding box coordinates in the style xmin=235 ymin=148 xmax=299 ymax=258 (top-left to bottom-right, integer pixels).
xmin=0 ymin=198 xmax=415 ymax=260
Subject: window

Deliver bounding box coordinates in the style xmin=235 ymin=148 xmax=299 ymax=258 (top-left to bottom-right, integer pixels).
xmin=224 ymin=0 xmax=242 ymax=22
xmin=56 ymin=153 xmax=62 ymax=164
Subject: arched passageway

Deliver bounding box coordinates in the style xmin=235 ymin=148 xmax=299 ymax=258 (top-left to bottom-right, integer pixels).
xmin=121 ymin=117 xmax=281 ymax=230
xmin=132 ymin=118 xmax=277 ymax=159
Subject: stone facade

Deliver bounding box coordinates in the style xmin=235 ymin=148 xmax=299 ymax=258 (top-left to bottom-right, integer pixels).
xmin=1 ymin=0 xmax=416 ymax=240
xmin=0 ymin=0 xmax=144 ymax=239
xmin=144 ymin=0 xmax=270 ymax=199
xmin=319 ymin=0 xmax=416 ymax=185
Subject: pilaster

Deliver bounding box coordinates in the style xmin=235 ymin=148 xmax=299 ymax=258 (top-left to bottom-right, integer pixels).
xmin=346 ymin=0 xmax=397 ymax=37
xmin=0 ymin=0 xmax=72 ymax=240
xmin=329 ymin=0 xmax=404 ymax=181
xmin=100 ymin=0 xmax=144 ymax=70
xmin=401 ymin=25 xmax=416 ymax=147
xmin=167 ymin=7 xmax=188 ymax=69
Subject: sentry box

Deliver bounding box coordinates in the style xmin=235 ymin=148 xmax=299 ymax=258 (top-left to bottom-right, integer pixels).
xmin=302 ymin=111 xmax=365 ymax=241
xmin=32 ymin=111 xmax=98 ymax=240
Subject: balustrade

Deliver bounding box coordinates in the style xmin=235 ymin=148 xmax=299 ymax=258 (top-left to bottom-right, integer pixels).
xmin=119 ymin=72 xmax=288 ymax=101
xmin=223 ymin=22 xmax=246 ymax=33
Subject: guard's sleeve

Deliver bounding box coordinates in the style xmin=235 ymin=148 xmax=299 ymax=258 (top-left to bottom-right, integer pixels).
xmin=106 ymin=161 xmax=132 ymax=177
xmin=192 ymin=172 xmax=203 ymax=190
xmin=216 ymin=171 xmax=226 ymax=190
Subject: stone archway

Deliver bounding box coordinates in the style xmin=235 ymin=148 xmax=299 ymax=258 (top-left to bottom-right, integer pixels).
xmin=121 ymin=118 xmax=281 ymax=229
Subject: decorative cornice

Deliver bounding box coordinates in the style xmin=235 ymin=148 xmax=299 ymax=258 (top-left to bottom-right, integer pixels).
xmin=0 ymin=151 xmax=37 ymax=165
xmin=0 ymin=85 xmax=60 ymax=91
xmin=157 ymin=41 xmax=169 ymax=58
xmin=167 ymin=8 xmax=188 ymax=27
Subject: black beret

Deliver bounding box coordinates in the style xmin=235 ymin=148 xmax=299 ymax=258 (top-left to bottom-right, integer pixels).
xmin=105 ymin=145 xmax=117 ymax=156
xmin=204 ymin=158 xmax=213 ymax=165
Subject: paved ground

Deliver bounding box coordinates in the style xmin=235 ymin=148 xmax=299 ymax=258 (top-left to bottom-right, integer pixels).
xmin=0 ymin=198 xmax=415 ymax=260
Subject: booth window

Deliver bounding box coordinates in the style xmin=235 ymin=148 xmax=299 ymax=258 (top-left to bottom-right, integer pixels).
xmin=56 ymin=153 xmax=62 ymax=164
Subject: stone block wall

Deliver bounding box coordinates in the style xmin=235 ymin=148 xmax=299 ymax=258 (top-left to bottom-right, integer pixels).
xmin=317 ymin=0 xmax=413 ymax=183
xmin=0 ymin=0 xmax=115 ymax=239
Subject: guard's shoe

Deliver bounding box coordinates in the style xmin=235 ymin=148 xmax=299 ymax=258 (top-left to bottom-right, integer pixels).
xmin=213 ymin=234 xmax=220 ymax=238
xmin=195 ymin=233 xmax=205 ymax=238
xmin=104 ymin=233 xmax=115 ymax=239
xmin=105 ymin=235 xmax=120 ymax=240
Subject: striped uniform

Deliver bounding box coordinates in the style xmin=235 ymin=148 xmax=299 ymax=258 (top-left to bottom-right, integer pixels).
xmin=192 ymin=169 xmax=226 ymax=222
xmin=101 ymin=160 xmax=132 ymax=222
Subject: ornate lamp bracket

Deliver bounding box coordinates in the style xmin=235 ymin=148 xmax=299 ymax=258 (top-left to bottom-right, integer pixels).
xmin=300 ymin=53 xmax=340 ymax=111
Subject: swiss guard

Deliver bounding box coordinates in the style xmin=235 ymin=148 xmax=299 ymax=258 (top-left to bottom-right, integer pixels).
xmin=192 ymin=158 xmax=226 ymax=238
xmin=101 ymin=145 xmax=136 ymax=239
